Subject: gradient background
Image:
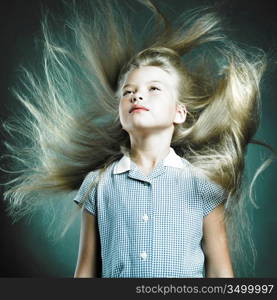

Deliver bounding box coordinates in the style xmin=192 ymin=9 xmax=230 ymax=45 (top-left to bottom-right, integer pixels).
xmin=0 ymin=0 xmax=276 ymax=277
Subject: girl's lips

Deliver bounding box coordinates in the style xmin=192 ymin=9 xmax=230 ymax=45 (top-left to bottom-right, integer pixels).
xmin=129 ymin=106 xmax=150 ymax=113
xmin=131 ymin=108 xmax=148 ymax=113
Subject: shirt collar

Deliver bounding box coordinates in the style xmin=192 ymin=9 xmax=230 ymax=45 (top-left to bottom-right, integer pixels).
xmin=113 ymin=147 xmax=184 ymax=174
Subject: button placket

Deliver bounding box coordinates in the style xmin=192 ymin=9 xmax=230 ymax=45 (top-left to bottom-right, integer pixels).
xmin=139 ymin=180 xmax=151 ymax=269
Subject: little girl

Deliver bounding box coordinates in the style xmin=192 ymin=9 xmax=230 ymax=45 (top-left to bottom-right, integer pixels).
xmin=73 ymin=58 xmax=234 ymax=278
xmin=2 ymin=0 xmax=274 ymax=278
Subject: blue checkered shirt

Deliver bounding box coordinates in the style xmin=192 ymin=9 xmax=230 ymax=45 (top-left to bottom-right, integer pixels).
xmin=74 ymin=147 xmax=226 ymax=278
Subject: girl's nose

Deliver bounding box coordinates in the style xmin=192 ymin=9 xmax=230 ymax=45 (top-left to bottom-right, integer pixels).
xmin=130 ymin=94 xmax=143 ymax=103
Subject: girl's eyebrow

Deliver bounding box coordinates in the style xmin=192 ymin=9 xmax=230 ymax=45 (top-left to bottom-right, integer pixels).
xmin=122 ymin=84 xmax=133 ymax=89
xmin=148 ymin=80 xmax=164 ymax=85
xmin=123 ymin=80 xmax=164 ymax=89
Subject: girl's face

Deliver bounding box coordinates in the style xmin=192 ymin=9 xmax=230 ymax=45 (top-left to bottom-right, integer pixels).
xmin=119 ymin=66 xmax=186 ymax=135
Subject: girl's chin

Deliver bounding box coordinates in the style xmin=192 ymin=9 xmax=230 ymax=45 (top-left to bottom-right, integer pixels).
xmin=126 ymin=124 xmax=171 ymax=134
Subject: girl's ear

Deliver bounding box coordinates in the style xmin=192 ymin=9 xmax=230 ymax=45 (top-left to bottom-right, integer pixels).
xmin=173 ymin=103 xmax=187 ymax=124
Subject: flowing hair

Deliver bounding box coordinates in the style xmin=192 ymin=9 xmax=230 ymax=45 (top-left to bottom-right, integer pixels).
xmin=1 ymin=0 xmax=275 ymax=276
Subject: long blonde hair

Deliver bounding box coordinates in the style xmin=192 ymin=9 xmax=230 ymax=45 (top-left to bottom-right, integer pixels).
xmin=2 ymin=0 xmax=274 ymax=276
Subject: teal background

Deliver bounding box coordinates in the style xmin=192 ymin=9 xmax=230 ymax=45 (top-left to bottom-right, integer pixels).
xmin=0 ymin=0 xmax=276 ymax=277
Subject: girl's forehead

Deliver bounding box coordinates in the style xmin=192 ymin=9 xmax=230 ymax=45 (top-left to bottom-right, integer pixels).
xmin=123 ymin=66 xmax=178 ymax=87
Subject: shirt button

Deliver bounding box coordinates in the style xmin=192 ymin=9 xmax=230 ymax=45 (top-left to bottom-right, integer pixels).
xmin=140 ymin=251 xmax=147 ymax=260
xmin=142 ymin=214 xmax=149 ymax=222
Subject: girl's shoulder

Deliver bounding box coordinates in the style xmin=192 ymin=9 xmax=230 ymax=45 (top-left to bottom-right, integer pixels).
xmin=195 ymin=172 xmax=227 ymax=204
xmin=180 ymin=158 xmax=227 ymax=195
xmin=179 ymin=157 xmax=205 ymax=179
xmin=82 ymin=169 xmax=100 ymax=182
xmin=82 ymin=161 xmax=118 ymax=184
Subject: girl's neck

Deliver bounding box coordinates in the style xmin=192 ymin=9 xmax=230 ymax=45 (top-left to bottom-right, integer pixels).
xmin=129 ymin=129 xmax=173 ymax=172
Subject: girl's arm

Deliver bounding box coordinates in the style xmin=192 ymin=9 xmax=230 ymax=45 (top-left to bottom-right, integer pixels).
xmin=202 ymin=204 xmax=234 ymax=278
xmin=74 ymin=209 xmax=99 ymax=278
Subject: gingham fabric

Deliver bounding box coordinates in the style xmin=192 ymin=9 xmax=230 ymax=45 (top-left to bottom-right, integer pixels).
xmin=74 ymin=147 xmax=227 ymax=278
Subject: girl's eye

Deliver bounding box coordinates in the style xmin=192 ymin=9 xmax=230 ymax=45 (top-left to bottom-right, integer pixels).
xmin=149 ymin=86 xmax=160 ymax=91
xmin=123 ymin=90 xmax=133 ymax=96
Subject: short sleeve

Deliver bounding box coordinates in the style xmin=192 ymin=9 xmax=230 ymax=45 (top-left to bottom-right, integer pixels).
xmin=198 ymin=176 xmax=227 ymax=217
xmin=73 ymin=171 xmax=97 ymax=215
